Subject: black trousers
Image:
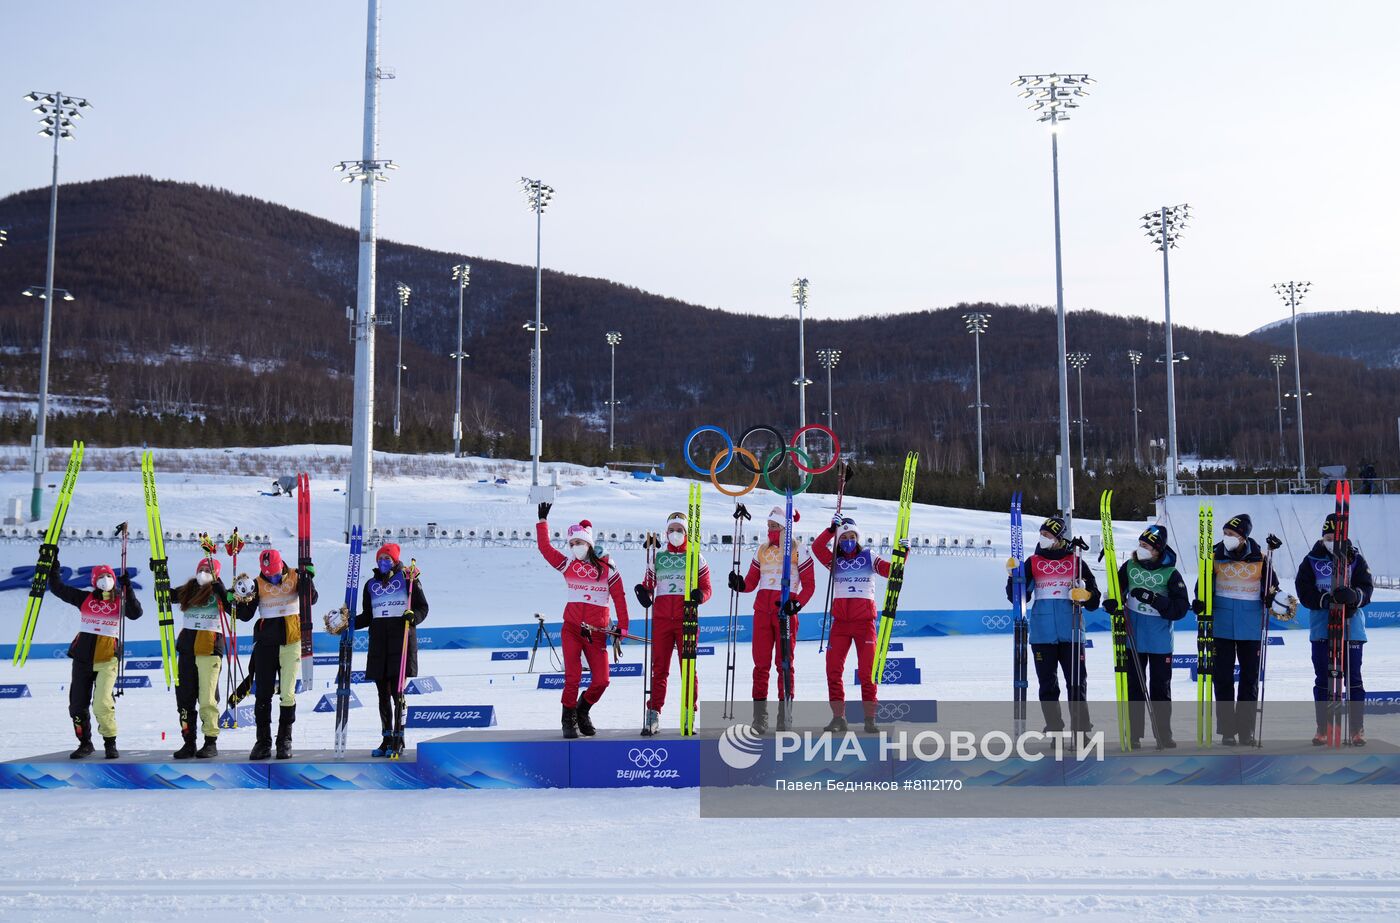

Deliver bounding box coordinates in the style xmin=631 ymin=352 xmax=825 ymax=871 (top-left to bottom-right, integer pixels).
xmin=1033 ymin=641 xmax=1090 ymax=733
xmin=1211 ymin=637 xmax=1260 ymax=739
xmin=375 ymin=678 xmax=406 ymax=735
xmin=1125 ymin=652 xmax=1174 ymax=743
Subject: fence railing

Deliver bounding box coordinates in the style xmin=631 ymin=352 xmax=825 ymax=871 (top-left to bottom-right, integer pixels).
xmin=1155 ymin=477 xmax=1400 ymax=497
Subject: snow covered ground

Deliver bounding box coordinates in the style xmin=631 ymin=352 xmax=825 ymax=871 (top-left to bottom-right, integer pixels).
xmin=4 ymin=446 xmax=1400 ymax=921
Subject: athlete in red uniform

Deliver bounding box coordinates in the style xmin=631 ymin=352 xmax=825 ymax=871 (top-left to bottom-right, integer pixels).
xmin=635 ymin=511 xmax=712 ymax=735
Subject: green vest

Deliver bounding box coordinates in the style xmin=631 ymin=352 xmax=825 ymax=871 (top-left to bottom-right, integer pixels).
xmin=653 ymin=550 xmax=687 ymax=598
xmin=1125 ymin=559 xmax=1176 ymax=617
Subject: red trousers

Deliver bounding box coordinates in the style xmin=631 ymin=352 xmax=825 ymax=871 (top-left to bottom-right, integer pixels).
xmin=561 ymin=622 xmax=611 ymax=709
xmin=647 ymin=617 xmax=697 ymax=711
xmin=752 ymin=607 xmax=799 ymax=700
xmin=826 ymin=618 xmax=878 ymax=718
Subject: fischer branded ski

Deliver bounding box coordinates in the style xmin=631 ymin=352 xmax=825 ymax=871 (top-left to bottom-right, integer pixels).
xmin=1196 ymin=504 xmax=1215 ymax=747
xmin=1326 ymin=479 xmax=1352 ymax=748
xmin=296 ymin=472 xmax=314 ymax=687
xmin=679 ymin=482 xmax=703 ymax=736
xmin=333 ymin=525 xmax=363 ymax=756
xmin=14 ymin=440 xmax=84 ymax=668
xmin=872 ymin=452 xmax=918 ymax=686
xmin=1011 ymin=491 xmax=1028 ymax=736
xmin=1100 ymin=490 xmax=1131 ymax=751
xmin=776 ymin=489 xmax=796 ymax=730
xmin=141 ymin=451 xmax=178 ymax=689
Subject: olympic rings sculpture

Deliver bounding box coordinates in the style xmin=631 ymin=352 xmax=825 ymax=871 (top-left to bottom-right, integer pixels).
xmin=683 ymin=424 xmax=841 ymax=497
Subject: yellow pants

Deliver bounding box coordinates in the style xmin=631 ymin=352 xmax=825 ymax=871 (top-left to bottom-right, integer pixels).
xmin=92 ymin=657 xmax=118 ymax=739
xmin=177 ymin=653 xmax=224 ymax=737
xmin=277 ymin=642 xmax=298 ymax=706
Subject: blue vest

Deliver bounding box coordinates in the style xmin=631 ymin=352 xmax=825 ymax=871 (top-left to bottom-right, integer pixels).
xmin=1304 ymin=554 xmax=1367 ymax=642
xmin=368 ymin=573 xmax=411 ymax=620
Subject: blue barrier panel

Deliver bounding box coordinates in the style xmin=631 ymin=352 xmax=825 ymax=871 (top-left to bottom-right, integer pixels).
xmin=568 ymin=737 xmax=698 ymax=788
xmin=313 ymin=654 xmax=340 ymax=666
xmin=1364 ymin=691 xmax=1400 ymax=714
xmin=491 ymin=650 xmax=528 ymax=661
xmin=313 ymin=689 xmax=362 ymax=713
xmin=842 ymin=698 xmax=937 ymax=723
xmin=610 ymin=663 xmax=643 ymax=677
xmin=124 ymin=659 xmax=162 ymax=670
xmin=885 ymin=642 xmax=904 ymax=652
xmin=697 ymin=646 xmax=715 ymax=656
xmin=219 ymin=704 xmax=256 ymax=728
xmin=0 ymin=684 xmax=31 ymax=699
xmin=405 ymin=676 xmax=442 ymax=695
xmin=116 ymin=676 xmax=151 ymax=689
xmin=405 ymin=705 xmax=498 ymax=729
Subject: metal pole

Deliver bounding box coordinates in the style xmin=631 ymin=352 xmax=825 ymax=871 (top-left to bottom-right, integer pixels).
xmin=395 ymin=295 xmax=404 ymax=438
xmin=1076 ymin=364 xmax=1086 ymax=470
xmin=826 ymin=359 xmax=834 ymax=430
xmin=974 ymin=327 xmax=985 ymax=488
xmin=1050 ymin=120 xmax=1074 ymax=540
xmin=1274 ymin=363 xmax=1285 ymax=460
xmin=1129 ymin=363 xmax=1139 ymax=464
xmin=1290 ymin=288 xmax=1306 ymax=483
xmin=453 ymin=276 xmax=464 ymax=458
xmin=30 ymin=96 xmax=63 ymax=521
xmin=608 ymin=342 xmax=616 ymax=452
xmin=797 ymin=295 xmax=807 ymax=448
xmin=532 ymin=207 xmax=543 ymax=486
xmin=345 ymin=0 xmax=383 ymax=536
xmin=1161 ymin=208 xmax=1179 ymax=495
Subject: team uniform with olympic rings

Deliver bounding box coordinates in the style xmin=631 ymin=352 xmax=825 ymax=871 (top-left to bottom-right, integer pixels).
xmin=732 ymin=507 xmax=815 ymax=703
xmin=813 ymin=519 xmax=892 ymax=725
xmin=535 ymin=519 xmax=630 ymax=720
xmin=640 ymin=513 xmax=713 ymax=716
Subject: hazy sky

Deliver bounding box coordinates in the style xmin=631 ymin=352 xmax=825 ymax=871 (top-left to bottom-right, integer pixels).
xmin=3 ymin=1 xmax=1396 ymax=334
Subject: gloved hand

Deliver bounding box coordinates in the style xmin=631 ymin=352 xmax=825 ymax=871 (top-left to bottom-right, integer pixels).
xmin=898 ymin=539 xmax=910 ymax=552
xmin=1103 ymin=597 xmax=1121 ymax=616
xmin=402 ymin=609 xmax=415 ymax=624
xmin=118 ymin=572 xmax=132 ymax=588
xmin=404 ymin=561 xmax=421 ymax=583
xmin=40 ymin=542 xmax=59 ymax=561
xmin=1069 ymin=587 xmax=1091 ymax=604
xmin=727 ymin=571 xmax=745 ymax=593
xmin=303 ymin=564 xmax=316 ymax=579
xmin=688 ymin=588 xmax=702 ymax=604
xmin=1266 ymin=534 xmax=1282 ymax=551
xmin=1191 ymin=598 xmax=1206 ymax=616
xmin=634 ymin=584 xmax=653 ymax=608
xmin=831 ymin=515 xmax=844 ymax=531
xmin=1005 ymin=556 xmax=1020 ymax=575
xmin=1331 ymin=586 xmax=1361 ymax=607
xmin=1130 ymin=587 xmax=1161 ymax=611
xmin=782 ymin=598 xmax=802 ymax=616
xmin=538 ymin=502 xmax=552 ymax=521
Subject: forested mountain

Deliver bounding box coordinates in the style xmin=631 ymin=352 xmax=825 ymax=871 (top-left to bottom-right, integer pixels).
xmin=2 ymin=176 xmax=1397 ymax=513
xmin=1249 ymin=311 xmax=1400 ymax=370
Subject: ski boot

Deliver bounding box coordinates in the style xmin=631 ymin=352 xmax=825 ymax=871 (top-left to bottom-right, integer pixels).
xmin=641 ymin=709 xmax=660 ymax=737
xmin=775 ymin=700 xmax=791 ymax=733
xmin=388 ymin=734 xmax=405 ymax=760
xmin=173 ymin=731 xmax=198 ymax=760
xmin=372 ymin=734 xmax=395 ymax=757
xmin=822 ymin=714 xmax=848 ymax=734
xmin=575 ymin=696 xmax=597 ymax=737
xmin=196 ymin=737 xmax=219 ymax=759
xmin=863 ymin=719 xmax=881 ymax=735
xmin=70 ymin=718 xmax=94 ymax=759
xmin=103 ymin=738 xmax=120 ymax=760
xmin=70 ymin=740 xmax=94 ymax=760
xmin=1220 ymin=734 xmax=1237 ymax=747
xmin=1312 ymin=729 xmax=1328 ymax=747
xmin=249 ymin=734 xmax=273 ymax=760
xmin=1351 ymin=729 xmax=1367 ymax=748
xmin=275 ymin=705 xmax=296 ymax=760
xmin=1157 ymin=737 xmax=1177 ymax=750
xmin=562 ymin=706 xmax=580 ymax=739
xmin=1237 ymin=732 xmax=1256 ymax=748
xmin=751 ymin=700 xmax=770 ymax=735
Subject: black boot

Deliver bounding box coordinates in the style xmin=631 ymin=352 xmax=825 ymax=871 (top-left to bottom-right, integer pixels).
xmin=173 ymin=731 xmax=198 ymax=760
xmin=864 ymin=719 xmax=881 ymax=735
xmin=103 ymin=737 xmax=119 ymax=760
xmin=751 ymin=700 xmax=770 ymax=735
xmin=562 ymin=706 xmax=580 ymax=739
xmin=275 ymin=705 xmax=295 ymax=759
xmin=249 ymin=716 xmax=273 ymax=760
xmin=822 ymin=713 xmax=848 ymax=733
xmin=575 ymin=695 xmax=597 ymax=737
xmin=776 ymin=700 xmax=791 ymax=732
xmin=196 ymin=737 xmax=219 ymax=759
xmin=70 ymin=717 xmax=93 ymax=759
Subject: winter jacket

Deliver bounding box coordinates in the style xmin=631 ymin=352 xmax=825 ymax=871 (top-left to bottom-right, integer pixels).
xmin=813 ymin=526 xmax=892 ymax=622
xmin=47 ymin=566 xmax=142 ymax=663
xmin=175 ymin=578 xmax=230 ymax=658
xmin=1193 ymin=538 xmax=1280 ymax=641
xmin=234 ymin=567 xmax=318 ymax=645
xmin=1296 ymin=540 xmax=1374 ymax=642
xmin=1117 ymin=545 xmax=1190 ymax=655
xmin=354 ymin=565 xmax=430 ymax=681
xmin=642 ymin=539 xmax=713 ymax=622
xmin=1006 ymin=544 xmax=1101 ymax=644
xmin=536 ymin=521 xmax=630 ymax=633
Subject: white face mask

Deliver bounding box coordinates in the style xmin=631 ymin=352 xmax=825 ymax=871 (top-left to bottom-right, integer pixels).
xmin=667 ymin=530 xmax=685 ymax=547
xmin=1222 ymin=535 xmax=1242 ymax=552
xmin=1136 ymin=545 xmax=1156 ymax=560
xmin=570 ymin=544 xmax=590 ymax=561
xmin=196 ymin=571 xmax=214 ymax=586
xmin=96 ymin=576 xmax=115 ymax=592
xmin=1037 ymin=536 xmax=1056 ymax=550
xmin=1323 ymin=539 xmax=1335 ymax=553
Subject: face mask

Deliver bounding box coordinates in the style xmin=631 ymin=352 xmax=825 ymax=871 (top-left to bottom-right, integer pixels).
xmin=378 ymin=558 xmax=394 ymax=573
xmin=1222 ymin=535 xmax=1242 ymax=552
xmin=196 ymin=571 xmax=214 ymax=586
xmin=838 ymin=539 xmax=858 ymax=556
xmin=667 ymin=531 xmax=684 ymax=548
xmin=768 ymin=528 xmax=782 ymax=545
xmin=1136 ymin=545 xmax=1156 ymax=561
xmin=96 ymin=576 xmax=115 ymax=592
xmin=267 ymin=573 xmax=282 ymax=585
xmin=1323 ymin=539 xmax=1335 ymax=553
xmin=1037 ymin=536 xmax=1056 ymax=550
xmin=571 ymin=544 xmax=590 ymax=561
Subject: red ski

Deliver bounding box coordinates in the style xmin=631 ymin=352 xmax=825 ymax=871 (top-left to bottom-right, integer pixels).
xmin=297 ymin=472 xmax=314 ymax=687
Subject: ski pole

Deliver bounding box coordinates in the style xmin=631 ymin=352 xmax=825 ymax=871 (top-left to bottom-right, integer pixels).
xmin=640 ymin=531 xmax=658 ymax=726
xmin=393 ymin=558 xmax=416 ymax=758
xmin=115 ymin=522 xmax=128 ymax=698
xmin=1255 ymin=534 xmax=1280 ymax=747
xmin=818 ymin=465 xmax=850 ymax=654
xmin=723 ymin=503 xmax=749 ymax=720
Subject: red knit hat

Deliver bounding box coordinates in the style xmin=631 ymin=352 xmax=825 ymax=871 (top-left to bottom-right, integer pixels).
xmin=198 ymin=557 xmax=222 ymax=578
xmin=90 ymin=564 xmax=116 ymax=587
xmin=376 ymin=543 xmax=402 ymax=565
xmin=259 ymin=549 xmax=284 ymax=578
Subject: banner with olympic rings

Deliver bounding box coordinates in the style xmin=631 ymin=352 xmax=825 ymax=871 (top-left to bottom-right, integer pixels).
xmin=683 ymin=424 xmax=840 ymax=496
